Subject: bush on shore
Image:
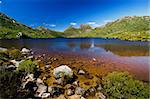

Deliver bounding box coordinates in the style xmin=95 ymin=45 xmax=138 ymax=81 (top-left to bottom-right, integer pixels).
xmin=18 ymin=59 xmax=37 ymax=73
xmin=102 ymin=72 xmax=150 ymax=99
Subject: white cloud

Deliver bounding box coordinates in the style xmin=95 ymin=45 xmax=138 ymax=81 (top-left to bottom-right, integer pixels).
xmin=29 ymin=24 xmax=35 ymax=27
xmin=70 ymin=22 xmax=77 ymax=26
xmin=49 ymin=24 xmax=56 ymax=27
xmin=43 ymin=23 xmax=56 ymax=27
xmin=104 ymin=20 xmax=112 ymax=24
xmin=87 ymin=21 xmax=96 ymax=25
xmin=0 ymin=1 xmax=2 ymax=4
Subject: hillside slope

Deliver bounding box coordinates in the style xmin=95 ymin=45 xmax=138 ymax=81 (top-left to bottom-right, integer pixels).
xmin=0 ymin=13 xmax=63 ymax=39
xmin=0 ymin=13 xmax=149 ymax=41
xmin=76 ymin=16 xmax=150 ymax=41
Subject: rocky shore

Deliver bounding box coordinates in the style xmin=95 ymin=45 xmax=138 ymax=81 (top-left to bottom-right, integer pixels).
xmin=0 ymin=47 xmax=149 ymax=99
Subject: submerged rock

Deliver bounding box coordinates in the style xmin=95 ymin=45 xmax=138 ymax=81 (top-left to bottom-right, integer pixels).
xmin=48 ymin=86 xmax=65 ymax=96
xmin=78 ymin=69 xmax=86 ymax=75
xmin=56 ymin=95 xmax=66 ymax=99
xmin=66 ymin=89 xmax=74 ymax=96
xmin=68 ymin=95 xmax=81 ymax=99
xmin=97 ymin=84 xmax=102 ymax=91
xmin=75 ymin=87 xmax=85 ymax=95
xmin=53 ymin=65 xmax=73 ymax=79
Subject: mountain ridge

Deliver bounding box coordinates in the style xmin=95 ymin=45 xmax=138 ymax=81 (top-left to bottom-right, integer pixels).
xmin=0 ymin=12 xmax=149 ymax=41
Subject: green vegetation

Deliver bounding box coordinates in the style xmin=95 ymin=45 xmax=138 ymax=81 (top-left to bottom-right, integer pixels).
xmin=0 ymin=12 xmax=150 ymax=41
xmin=18 ymin=59 xmax=37 ymax=73
xmin=102 ymin=72 xmax=150 ymax=99
xmin=8 ymin=49 xmax=22 ymax=60
xmin=0 ymin=13 xmax=63 ymax=38
xmin=0 ymin=70 xmax=23 ymax=98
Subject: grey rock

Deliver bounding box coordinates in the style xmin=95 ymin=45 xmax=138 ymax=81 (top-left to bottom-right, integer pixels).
xmin=97 ymin=84 xmax=102 ymax=91
xmin=48 ymin=86 xmax=64 ymax=96
xmin=66 ymin=89 xmax=74 ymax=96
xmin=72 ymin=81 xmax=79 ymax=86
xmin=80 ymin=97 xmax=86 ymax=99
xmin=10 ymin=60 xmax=24 ymax=67
xmin=78 ymin=69 xmax=86 ymax=75
xmin=41 ymin=93 xmax=50 ymax=98
xmin=27 ymin=56 xmax=34 ymax=60
xmin=68 ymin=95 xmax=81 ymax=99
xmin=75 ymin=87 xmax=85 ymax=95
xmin=95 ymin=92 xmax=106 ymax=99
xmin=21 ymin=48 xmax=30 ymax=54
xmin=87 ymin=87 xmax=96 ymax=95
xmin=53 ymin=65 xmax=73 ymax=79
xmin=6 ymin=65 xmax=16 ymax=70
xmin=36 ymin=84 xmax=47 ymax=97
xmin=36 ymin=78 xmax=44 ymax=85
xmin=54 ymin=78 xmax=65 ymax=85
xmin=0 ymin=47 xmax=7 ymax=51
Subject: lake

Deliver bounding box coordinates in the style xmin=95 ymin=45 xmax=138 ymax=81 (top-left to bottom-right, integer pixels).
xmin=0 ymin=38 xmax=149 ymax=82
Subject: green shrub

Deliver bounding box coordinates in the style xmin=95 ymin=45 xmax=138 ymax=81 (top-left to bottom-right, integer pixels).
xmin=0 ymin=70 xmax=22 ymax=98
xmin=7 ymin=49 xmax=22 ymax=60
xmin=0 ymin=50 xmax=10 ymax=61
xmin=18 ymin=60 xmax=37 ymax=73
xmin=102 ymin=72 xmax=150 ymax=99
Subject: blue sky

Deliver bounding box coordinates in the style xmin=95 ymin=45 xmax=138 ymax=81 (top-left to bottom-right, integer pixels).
xmin=0 ymin=0 xmax=149 ymax=31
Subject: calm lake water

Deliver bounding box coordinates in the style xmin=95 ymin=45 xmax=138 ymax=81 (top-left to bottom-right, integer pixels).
xmin=0 ymin=38 xmax=149 ymax=81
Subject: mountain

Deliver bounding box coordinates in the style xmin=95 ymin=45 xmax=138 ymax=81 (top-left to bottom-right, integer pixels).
xmin=78 ymin=16 xmax=150 ymax=41
xmin=64 ymin=24 xmax=93 ymax=37
xmin=0 ymin=13 xmax=63 ymax=39
xmin=0 ymin=13 xmax=149 ymax=41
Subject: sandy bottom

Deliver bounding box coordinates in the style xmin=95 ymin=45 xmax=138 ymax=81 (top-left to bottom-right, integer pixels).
xmin=35 ymin=51 xmax=149 ymax=82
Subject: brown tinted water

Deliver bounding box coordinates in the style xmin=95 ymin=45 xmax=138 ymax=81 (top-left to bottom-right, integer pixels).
xmin=0 ymin=38 xmax=149 ymax=82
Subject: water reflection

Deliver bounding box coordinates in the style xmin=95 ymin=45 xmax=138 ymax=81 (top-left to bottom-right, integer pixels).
xmin=0 ymin=38 xmax=149 ymax=57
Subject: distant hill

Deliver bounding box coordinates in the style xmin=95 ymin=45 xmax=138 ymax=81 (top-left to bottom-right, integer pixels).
xmin=0 ymin=13 xmax=63 ymax=39
xmin=0 ymin=13 xmax=149 ymax=41
xmin=75 ymin=16 xmax=150 ymax=41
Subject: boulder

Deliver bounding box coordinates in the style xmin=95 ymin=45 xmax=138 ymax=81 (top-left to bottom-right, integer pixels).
xmin=21 ymin=48 xmax=30 ymax=54
xmin=53 ymin=65 xmax=73 ymax=79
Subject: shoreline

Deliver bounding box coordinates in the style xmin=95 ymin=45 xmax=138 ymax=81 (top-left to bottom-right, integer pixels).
xmin=0 ymin=47 xmax=149 ymax=98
